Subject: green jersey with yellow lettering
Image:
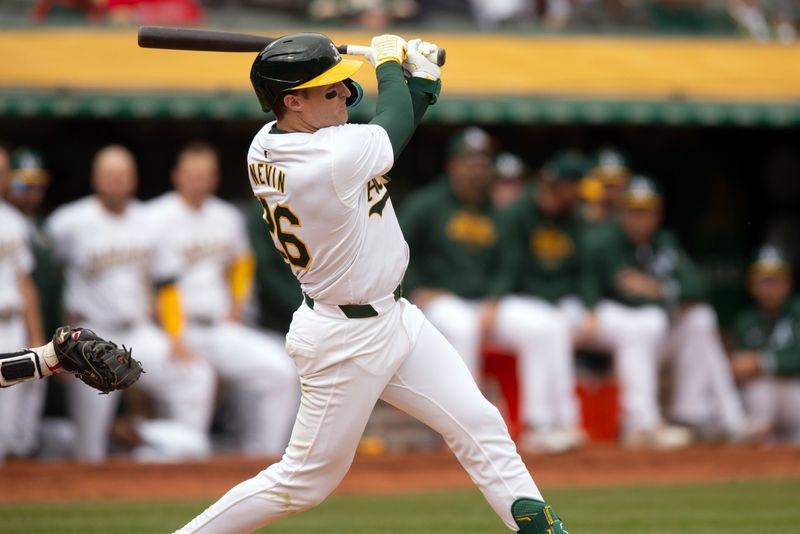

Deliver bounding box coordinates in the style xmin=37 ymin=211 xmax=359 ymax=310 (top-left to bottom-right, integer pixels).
xmin=492 ymin=186 xmax=594 ymax=304
xmin=734 ymin=297 xmax=800 ymax=376
xmin=399 ymin=177 xmax=500 ymax=299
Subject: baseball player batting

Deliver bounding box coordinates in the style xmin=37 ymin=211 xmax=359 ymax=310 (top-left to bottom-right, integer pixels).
xmin=175 ymin=33 xmax=567 ymax=534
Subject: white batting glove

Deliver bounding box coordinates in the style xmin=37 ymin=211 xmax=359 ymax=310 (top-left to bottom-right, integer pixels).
xmin=403 ymin=39 xmax=441 ymax=81
xmin=366 ymin=34 xmax=406 ymax=68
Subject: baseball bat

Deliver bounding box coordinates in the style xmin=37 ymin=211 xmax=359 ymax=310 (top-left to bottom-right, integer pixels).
xmin=138 ymin=26 xmax=446 ymax=66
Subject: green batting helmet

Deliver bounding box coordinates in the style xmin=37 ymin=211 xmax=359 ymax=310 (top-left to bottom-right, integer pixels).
xmin=250 ymin=33 xmax=364 ymax=113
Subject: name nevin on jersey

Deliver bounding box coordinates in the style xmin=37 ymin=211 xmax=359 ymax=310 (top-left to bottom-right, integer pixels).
xmin=249 ymin=159 xmax=286 ymax=194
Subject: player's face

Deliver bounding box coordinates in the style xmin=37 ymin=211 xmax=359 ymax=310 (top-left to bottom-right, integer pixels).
xmin=748 ymin=274 xmax=792 ymax=313
xmin=92 ymin=152 xmax=137 ymax=209
xmin=302 ymin=82 xmax=351 ymax=129
xmin=604 ymin=181 xmax=626 ymax=210
xmin=7 ymin=184 xmax=46 ymax=216
xmin=620 ymin=206 xmax=661 ymax=243
xmin=448 ymin=152 xmax=492 ymax=205
xmin=173 ymin=151 xmax=219 ymax=205
xmin=553 ymin=181 xmax=580 ymax=211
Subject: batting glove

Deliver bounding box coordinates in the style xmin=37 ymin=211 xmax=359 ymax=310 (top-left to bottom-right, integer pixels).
xmin=366 ymin=34 xmax=406 ymax=68
xmin=403 ymin=39 xmax=441 ymax=81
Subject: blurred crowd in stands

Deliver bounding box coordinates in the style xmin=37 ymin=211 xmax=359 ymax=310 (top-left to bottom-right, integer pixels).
xmin=0 ymin=128 xmax=798 ymax=465
xmin=21 ymin=0 xmax=798 ymax=42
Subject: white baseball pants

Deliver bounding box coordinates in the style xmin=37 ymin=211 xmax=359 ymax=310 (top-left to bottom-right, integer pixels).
xmin=594 ymin=300 xmax=668 ymax=431
xmin=184 ymin=321 xmax=299 ymax=456
xmin=664 ymin=303 xmax=746 ymax=429
xmin=422 ymin=294 xmax=483 ymax=377
xmin=594 ymin=300 xmax=746 ymax=432
xmin=742 ymin=377 xmax=800 ymax=443
xmin=0 ymin=316 xmax=46 ymax=461
xmin=176 ymin=298 xmax=542 ymax=533
xmin=493 ymin=295 xmax=579 ymax=431
xmin=66 ymin=321 xmax=216 ymax=462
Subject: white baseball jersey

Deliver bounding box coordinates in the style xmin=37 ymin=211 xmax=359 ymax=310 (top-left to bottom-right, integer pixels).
xmin=46 ymin=196 xmax=177 ymax=326
xmin=0 ymin=200 xmax=33 ymax=311
xmin=247 ymin=121 xmax=406 ymax=305
xmin=145 ymin=192 xmax=250 ymax=322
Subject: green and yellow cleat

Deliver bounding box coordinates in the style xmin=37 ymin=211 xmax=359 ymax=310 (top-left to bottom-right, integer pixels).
xmin=512 ymin=498 xmax=569 ymax=534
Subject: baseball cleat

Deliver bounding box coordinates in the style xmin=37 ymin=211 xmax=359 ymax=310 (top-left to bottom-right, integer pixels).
xmin=512 ymin=498 xmax=569 ymax=533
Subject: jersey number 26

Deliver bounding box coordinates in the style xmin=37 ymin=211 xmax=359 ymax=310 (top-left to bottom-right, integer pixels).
xmin=258 ymin=198 xmax=311 ymax=269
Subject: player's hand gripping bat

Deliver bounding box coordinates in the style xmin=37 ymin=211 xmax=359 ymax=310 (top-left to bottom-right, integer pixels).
xmin=137 ymin=26 xmax=446 ymax=67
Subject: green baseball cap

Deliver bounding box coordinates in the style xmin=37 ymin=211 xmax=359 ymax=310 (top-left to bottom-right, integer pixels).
xmin=748 ymin=244 xmax=791 ymax=279
xmin=447 ymin=127 xmax=493 ymax=159
xmin=9 ymin=147 xmax=49 ymax=187
xmin=622 ymin=175 xmax=662 ymax=210
xmin=541 ymin=149 xmax=589 ymax=183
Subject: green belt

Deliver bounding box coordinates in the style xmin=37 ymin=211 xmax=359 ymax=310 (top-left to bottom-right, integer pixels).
xmin=303 ymin=285 xmax=402 ymax=319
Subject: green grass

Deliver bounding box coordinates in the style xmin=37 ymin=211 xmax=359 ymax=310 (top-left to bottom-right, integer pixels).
xmin=1 ymin=479 xmax=798 ymax=533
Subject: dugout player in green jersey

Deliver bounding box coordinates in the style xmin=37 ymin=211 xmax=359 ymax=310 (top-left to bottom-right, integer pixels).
xmin=399 ymin=127 xmax=502 ymax=378
xmin=731 ymin=245 xmax=800 ymax=443
xmin=483 ymin=150 xmax=591 ymax=453
xmin=584 ymin=176 xmax=755 ymax=446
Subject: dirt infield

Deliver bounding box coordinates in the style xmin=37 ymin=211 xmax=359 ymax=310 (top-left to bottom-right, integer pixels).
xmin=1 ymin=444 xmax=799 ymax=503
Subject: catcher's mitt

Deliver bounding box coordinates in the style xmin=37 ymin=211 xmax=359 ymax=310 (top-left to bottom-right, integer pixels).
xmin=53 ymin=326 xmax=143 ymax=394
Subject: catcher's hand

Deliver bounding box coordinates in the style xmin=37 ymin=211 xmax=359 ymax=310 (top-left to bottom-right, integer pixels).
xmin=53 ymin=326 xmax=143 ymax=394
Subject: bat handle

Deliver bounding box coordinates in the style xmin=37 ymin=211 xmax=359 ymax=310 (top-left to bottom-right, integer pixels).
xmin=339 ymin=44 xmax=446 ymax=67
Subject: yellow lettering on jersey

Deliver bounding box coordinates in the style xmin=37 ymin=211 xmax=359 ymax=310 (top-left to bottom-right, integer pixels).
xmin=249 ymin=163 xmax=286 ymax=194
xmin=530 ymin=226 xmax=574 ymax=266
xmin=366 ymin=177 xmax=385 ymax=202
xmin=85 ymin=246 xmax=152 ymax=276
xmin=445 ymin=210 xmax=497 ymax=248
xmin=366 ymin=176 xmax=390 ymax=217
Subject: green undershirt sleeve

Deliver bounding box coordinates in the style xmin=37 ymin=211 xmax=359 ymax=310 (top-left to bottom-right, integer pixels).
xmin=369 ymin=63 xmax=441 ymax=159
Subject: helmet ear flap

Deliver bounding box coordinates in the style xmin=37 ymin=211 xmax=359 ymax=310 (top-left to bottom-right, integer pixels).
xmin=343 ymin=78 xmax=363 ymax=108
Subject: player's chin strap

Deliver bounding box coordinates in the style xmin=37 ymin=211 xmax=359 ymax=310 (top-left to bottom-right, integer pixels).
xmin=512 ymin=498 xmax=569 ymax=534
xmin=0 ymin=343 xmax=60 ymax=388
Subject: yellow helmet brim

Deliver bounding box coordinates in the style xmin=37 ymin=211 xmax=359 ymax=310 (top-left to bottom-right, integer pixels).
xmin=292 ymin=58 xmax=364 ymax=90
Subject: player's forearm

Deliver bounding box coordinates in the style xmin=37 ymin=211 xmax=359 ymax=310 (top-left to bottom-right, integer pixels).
xmin=0 ymin=342 xmax=60 ymax=388
xmin=407 ymin=77 xmax=440 ymax=128
xmin=370 ymin=62 xmax=414 ymax=159
xmin=19 ymin=273 xmax=45 ymax=346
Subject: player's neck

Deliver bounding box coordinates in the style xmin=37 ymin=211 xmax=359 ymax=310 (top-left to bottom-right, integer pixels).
xmin=179 ymin=192 xmax=205 ymax=210
xmin=98 ymin=197 xmax=128 ymax=216
xmin=275 ymin=114 xmax=318 ymax=134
